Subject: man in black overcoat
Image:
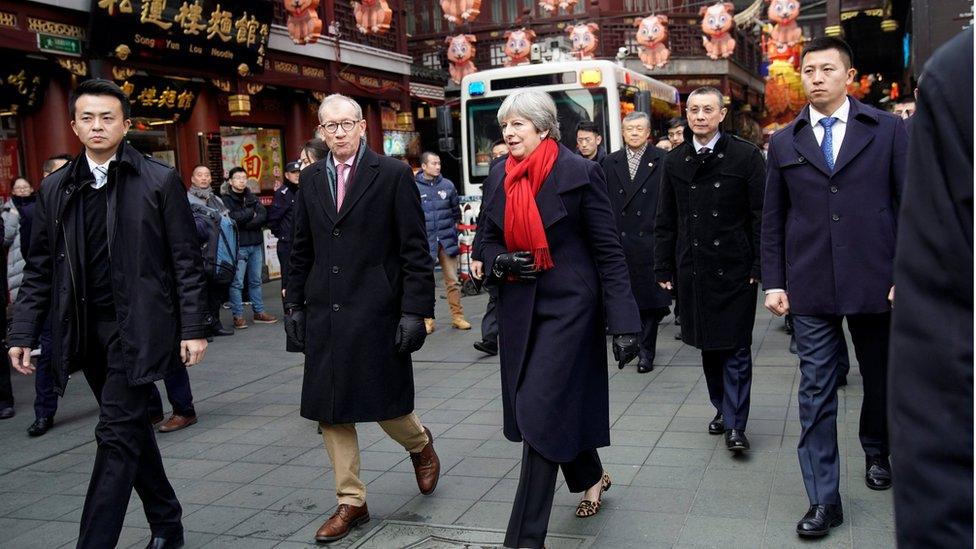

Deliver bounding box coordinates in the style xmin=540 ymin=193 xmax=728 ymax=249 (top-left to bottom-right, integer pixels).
xmin=601 ymin=111 xmax=671 ymax=373
xmin=8 ymin=79 xmax=210 ymax=549
xmin=283 ymin=94 xmax=440 ymax=544
xmin=889 ymin=28 xmax=973 ymax=548
xmin=761 ymin=38 xmax=908 ymax=538
xmin=655 ymin=86 xmax=765 ymax=453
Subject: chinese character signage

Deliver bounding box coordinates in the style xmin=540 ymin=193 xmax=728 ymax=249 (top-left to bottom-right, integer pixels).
xmin=0 ymin=60 xmax=48 ymax=114
xmin=115 ymin=75 xmax=201 ymax=120
xmin=90 ymin=0 xmax=273 ymax=74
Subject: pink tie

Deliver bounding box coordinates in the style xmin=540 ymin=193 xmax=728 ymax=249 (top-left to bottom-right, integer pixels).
xmin=336 ymin=163 xmax=348 ymax=210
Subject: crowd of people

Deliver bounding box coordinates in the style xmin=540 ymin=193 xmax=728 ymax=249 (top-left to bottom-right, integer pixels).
xmin=0 ymin=32 xmax=970 ymax=549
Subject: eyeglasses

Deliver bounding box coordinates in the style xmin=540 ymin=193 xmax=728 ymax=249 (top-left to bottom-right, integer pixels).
xmin=687 ymin=107 xmax=719 ymax=116
xmin=318 ymin=120 xmax=361 ymax=134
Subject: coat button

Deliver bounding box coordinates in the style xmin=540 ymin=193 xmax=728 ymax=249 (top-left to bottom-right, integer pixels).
xmin=831 ymin=214 xmax=840 ymax=221
xmin=693 ymin=239 xmax=699 ymax=247
xmin=717 ymin=153 xmax=724 ymax=159
xmin=638 ymin=231 xmax=644 ymax=236
xmin=621 ymin=210 xmax=626 ymax=216
xmin=714 ymin=182 xmax=721 ymax=188
xmin=712 ymin=210 xmax=719 ymax=217
xmin=685 ymin=156 xmax=692 ymax=162
xmin=332 ymin=229 xmax=340 ymax=236
xmin=692 ymin=212 xmax=699 ymax=219
xmin=621 ymin=231 xmax=626 ymax=237
xmin=636 ymin=210 xmax=642 ymax=217
xmin=717 ymin=269 xmax=724 ymax=276
xmin=642 ymin=188 xmax=647 ymax=194
xmin=690 ymin=185 xmax=697 ymax=190
xmin=618 ymin=189 xmax=624 ymax=194
xmin=830 ymin=186 xmax=838 ymax=193
xmin=332 ymin=304 xmax=340 ymax=311
xmin=332 ymin=266 xmax=339 ymax=274
xmin=713 ymin=239 xmax=720 ymax=246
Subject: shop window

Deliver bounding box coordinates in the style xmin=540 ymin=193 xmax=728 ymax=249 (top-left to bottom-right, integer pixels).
xmin=624 ymin=36 xmax=640 ymax=55
xmin=490 ymin=43 xmax=507 ymax=67
xmin=127 ymin=118 xmax=179 ymax=168
xmin=220 ymin=126 xmax=284 ymax=194
xmin=423 ymin=51 xmax=442 ymax=70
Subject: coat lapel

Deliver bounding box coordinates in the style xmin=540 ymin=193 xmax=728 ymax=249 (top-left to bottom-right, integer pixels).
xmin=832 ymin=100 xmax=877 ymax=176
xmin=307 ymin=163 xmax=338 ymax=224
xmin=336 ymin=148 xmax=380 ymax=223
xmin=792 ymin=114 xmax=831 ymax=177
xmin=622 ymin=147 xmax=661 ymax=209
xmin=611 ymin=152 xmax=631 ymax=196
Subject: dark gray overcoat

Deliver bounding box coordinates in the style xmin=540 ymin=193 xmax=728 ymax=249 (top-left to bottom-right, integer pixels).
xmin=480 ymin=144 xmax=641 ymax=462
xmin=654 ymin=132 xmax=765 ymax=350
xmin=286 ymin=146 xmax=435 ymax=424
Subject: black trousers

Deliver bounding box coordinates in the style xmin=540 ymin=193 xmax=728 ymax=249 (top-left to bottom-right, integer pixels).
xmin=481 ymin=286 xmax=498 ymax=343
xmin=77 ymin=319 xmax=182 ymax=549
xmin=639 ymin=307 xmax=669 ymax=364
xmin=207 ymin=281 xmax=229 ymax=328
xmin=702 ymin=346 xmax=753 ymax=430
xmin=505 ymin=443 xmax=603 ymax=549
xmin=148 ymin=367 xmax=196 ymax=418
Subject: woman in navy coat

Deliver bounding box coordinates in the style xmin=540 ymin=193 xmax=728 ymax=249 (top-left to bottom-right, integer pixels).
xmin=478 ymin=90 xmax=641 ymax=548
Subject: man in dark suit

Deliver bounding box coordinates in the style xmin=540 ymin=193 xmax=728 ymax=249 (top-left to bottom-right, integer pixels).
xmin=889 ymin=28 xmax=973 ymax=548
xmin=601 ymin=111 xmax=670 ymax=373
xmin=655 ymin=87 xmax=765 ymax=453
xmin=284 ymin=93 xmax=440 ymax=544
xmin=761 ymin=37 xmax=908 ymax=538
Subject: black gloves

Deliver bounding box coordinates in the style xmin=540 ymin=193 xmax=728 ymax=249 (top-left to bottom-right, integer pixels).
xmin=395 ymin=314 xmax=427 ymax=355
xmin=492 ymin=251 xmax=540 ymax=281
xmin=612 ymin=334 xmax=640 ymax=369
xmin=284 ymin=307 xmax=306 ymax=353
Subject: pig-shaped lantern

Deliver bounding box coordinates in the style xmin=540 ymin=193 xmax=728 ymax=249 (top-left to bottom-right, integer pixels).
xmin=440 ymin=0 xmax=482 ymax=25
xmin=352 ymin=0 xmax=393 ymax=34
xmin=504 ymin=28 xmax=536 ymax=67
xmin=700 ymin=2 xmax=736 ymax=60
xmin=446 ymin=34 xmax=478 ymax=85
xmin=566 ymin=23 xmax=599 ymax=60
xmin=766 ymin=0 xmax=803 ymax=46
xmin=634 ymin=15 xmax=670 ymax=69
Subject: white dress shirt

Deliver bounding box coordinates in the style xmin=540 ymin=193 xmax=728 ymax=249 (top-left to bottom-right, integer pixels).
xmin=809 ymin=98 xmax=850 ymax=163
xmin=693 ymin=131 xmax=721 ymax=153
xmin=85 ymin=153 xmax=115 ymax=190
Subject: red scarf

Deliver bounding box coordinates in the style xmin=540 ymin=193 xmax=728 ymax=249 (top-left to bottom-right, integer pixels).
xmin=503 ymin=138 xmax=559 ymax=271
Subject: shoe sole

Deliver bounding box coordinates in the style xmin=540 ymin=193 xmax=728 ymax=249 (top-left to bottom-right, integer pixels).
xmin=727 ymin=445 xmax=749 ymax=453
xmin=234 ymin=325 xmax=248 ymax=330
xmin=865 ymin=480 xmax=892 ymax=491
xmin=158 ymin=417 xmax=198 ymax=433
xmin=796 ymin=517 xmax=843 ymax=537
xmin=708 ymin=427 xmax=723 ymax=435
xmin=314 ymin=515 xmax=370 ymax=543
xmin=472 ymin=343 xmax=498 ymax=355
xmin=253 ymin=319 xmax=278 ymax=324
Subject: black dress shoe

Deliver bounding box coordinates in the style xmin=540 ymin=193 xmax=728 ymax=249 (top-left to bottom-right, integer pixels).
xmin=725 ymin=429 xmax=750 ymax=452
xmin=473 ymin=340 xmax=498 ymax=356
xmin=0 ymin=406 xmax=14 ymax=420
xmin=145 ymin=532 xmax=184 ymax=549
xmin=637 ymin=357 xmax=654 ymax=373
xmin=211 ymin=324 xmax=234 ymax=337
xmin=865 ymin=457 xmax=892 ymax=490
xmin=707 ymin=413 xmax=724 ymax=435
xmin=27 ymin=417 xmax=54 ymax=437
xmin=788 ymin=335 xmax=798 ymax=355
xmin=796 ymin=504 xmax=843 ymax=537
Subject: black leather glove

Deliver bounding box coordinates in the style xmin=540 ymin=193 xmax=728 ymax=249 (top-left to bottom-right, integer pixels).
xmin=492 ymin=251 xmax=540 ymax=281
xmin=612 ymin=334 xmax=640 ymax=369
xmin=284 ymin=307 xmax=306 ymax=353
xmin=395 ymin=314 xmax=427 ymax=354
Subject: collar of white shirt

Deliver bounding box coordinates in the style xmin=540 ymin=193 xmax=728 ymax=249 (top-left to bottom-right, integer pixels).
xmin=693 ymin=132 xmax=721 ymax=153
xmin=85 ymin=153 xmax=115 ymax=178
xmin=809 ymin=97 xmax=850 ymax=127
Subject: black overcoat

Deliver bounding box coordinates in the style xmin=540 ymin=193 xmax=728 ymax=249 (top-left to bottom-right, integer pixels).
xmin=601 ymin=145 xmax=672 ymax=311
xmin=655 ymin=133 xmax=765 ymax=350
xmin=286 ymin=146 xmax=435 ymax=424
xmin=480 ymin=144 xmax=641 ymax=462
xmin=889 ymin=28 xmax=973 ymax=549
xmin=8 ymin=143 xmax=211 ymax=393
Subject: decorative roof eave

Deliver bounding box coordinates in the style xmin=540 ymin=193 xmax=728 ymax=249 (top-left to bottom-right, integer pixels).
xmin=268 ymin=25 xmax=412 ymax=76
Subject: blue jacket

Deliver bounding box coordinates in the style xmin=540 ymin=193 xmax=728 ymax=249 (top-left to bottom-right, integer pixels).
xmin=415 ymin=172 xmax=460 ymax=258
xmin=761 ymin=97 xmax=908 ymax=315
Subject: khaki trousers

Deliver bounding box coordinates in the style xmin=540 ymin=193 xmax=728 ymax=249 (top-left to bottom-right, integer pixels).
xmin=320 ymin=412 xmax=428 ymax=506
xmin=437 ymin=245 xmax=464 ymax=317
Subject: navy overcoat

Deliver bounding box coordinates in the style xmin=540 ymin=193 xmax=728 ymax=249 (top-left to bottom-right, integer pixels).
xmin=761 ymin=97 xmax=908 ymax=315
xmin=480 ymin=143 xmax=641 ymax=462
xmin=601 ymin=145 xmax=672 ymax=311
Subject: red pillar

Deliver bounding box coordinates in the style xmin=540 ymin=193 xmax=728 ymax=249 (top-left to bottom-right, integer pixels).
xmin=22 ymin=75 xmax=76 ymax=185
xmin=176 ymin=86 xmax=220 ymax=184
xmin=285 ymin=94 xmax=316 ymax=161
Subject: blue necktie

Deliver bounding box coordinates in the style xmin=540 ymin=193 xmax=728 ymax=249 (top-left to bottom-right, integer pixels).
xmin=92 ymin=166 xmax=108 ymax=189
xmin=819 ymin=117 xmax=838 ymax=172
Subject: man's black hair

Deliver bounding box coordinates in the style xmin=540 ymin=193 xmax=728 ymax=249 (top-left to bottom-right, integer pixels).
xmin=666 ymin=117 xmax=686 ymax=130
xmin=42 ymin=153 xmax=74 ymax=175
xmin=491 ymin=139 xmax=507 ymax=149
xmin=420 ymin=151 xmax=439 ymax=165
xmin=68 ymin=78 xmax=131 ymax=119
xmin=576 ymin=120 xmax=602 ymax=136
xmin=303 ymin=138 xmax=328 ymax=162
xmin=801 ymin=36 xmax=854 ymax=69
xmin=227 ymin=167 xmax=246 ymax=179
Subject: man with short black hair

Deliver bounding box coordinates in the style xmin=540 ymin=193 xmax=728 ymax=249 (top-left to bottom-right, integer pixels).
xmin=666 ymin=117 xmax=686 ymax=148
xmin=42 ymin=154 xmax=73 ymax=177
xmin=762 ymin=36 xmax=908 ymax=538
xmin=575 ymin=120 xmax=605 ymax=162
xmin=225 ymin=166 xmax=277 ymax=329
xmin=9 ymin=78 xmax=210 ymax=548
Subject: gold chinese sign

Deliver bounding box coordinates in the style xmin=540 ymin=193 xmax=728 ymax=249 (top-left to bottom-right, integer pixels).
xmin=89 ymin=0 xmax=273 ymax=74
xmin=113 ymin=75 xmax=201 ymax=120
xmin=1 ymin=60 xmax=48 ymax=114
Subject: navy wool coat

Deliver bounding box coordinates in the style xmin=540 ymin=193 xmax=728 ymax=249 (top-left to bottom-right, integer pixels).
xmin=286 ymin=146 xmax=435 ymax=424
xmin=601 ymin=145 xmax=672 ymax=311
xmin=415 ymin=173 xmax=460 ymax=258
xmin=480 ymin=144 xmax=641 ymax=462
xmin=762 ymin=97 xmax=908 ymax=315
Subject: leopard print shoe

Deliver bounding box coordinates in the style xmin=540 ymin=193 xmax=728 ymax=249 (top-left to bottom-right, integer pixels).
xmin=575 ymin=471 xmax=612 ymax=518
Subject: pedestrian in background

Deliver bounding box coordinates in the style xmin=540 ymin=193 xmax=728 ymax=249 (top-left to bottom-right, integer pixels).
xmin=268 ymin=161 xmax=302 ymax=302
xmin=415 ymin=151 xmax=471 ymax=333
xmin=656 ymin=86 xmax=765 ymax=453
xmin=575 ymin=120 xmax=606 ymax=162
xmin=601 ymin=111 xmax=671 ymax=373
xmin=187 ymin=165 xmax=235 ymax=337
xmin=2 ymin=178 xmax=34 ymax=423
xmin=478 ymin=90 xmax=640 ymax=548
xmin=299 ymin=137 xmax=328 ymax=170
xmin=284 ymin=94 xmax=440 ymax=544
xmin=224 ymin=166 xmax=277 ymax=329
xmin=762 ymin=37 xmax=908 ymax=538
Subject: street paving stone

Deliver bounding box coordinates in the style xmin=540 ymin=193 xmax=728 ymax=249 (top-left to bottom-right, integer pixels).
xmin=0 ymin=281 xmax=894 ymax=548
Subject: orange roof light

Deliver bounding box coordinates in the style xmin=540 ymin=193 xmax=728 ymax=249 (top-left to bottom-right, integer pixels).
xmin=580 ymin=69 xmax=602 ymax=87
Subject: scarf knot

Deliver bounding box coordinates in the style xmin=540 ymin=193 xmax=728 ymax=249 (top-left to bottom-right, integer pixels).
xmin=503 ymin=138 xmax=559 ymax=271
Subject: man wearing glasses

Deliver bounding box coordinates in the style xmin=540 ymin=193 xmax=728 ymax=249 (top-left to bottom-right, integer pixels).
xmin=283 ymin=94 xmax=440 ymax=544
xmin=655 ymin=86 xmax=765 ymax=453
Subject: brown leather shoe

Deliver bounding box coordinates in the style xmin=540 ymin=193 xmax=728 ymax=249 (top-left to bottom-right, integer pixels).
xmin=158 ymin=414 xmax=198 ymax=433
xmin=410 ymin=427 xmax=440 ymax=495
xmin=451 ymin=315 xmax=472 ymax=330
xmin=424 ymin=318 xmax=435 ymax=334
xmin=233 ymin=316 xmax=247 ymax=329
xmin=253 ymin=311 xmax=278 ymax=324
xmin=314 ymin=503 xmax=369 ymax=543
